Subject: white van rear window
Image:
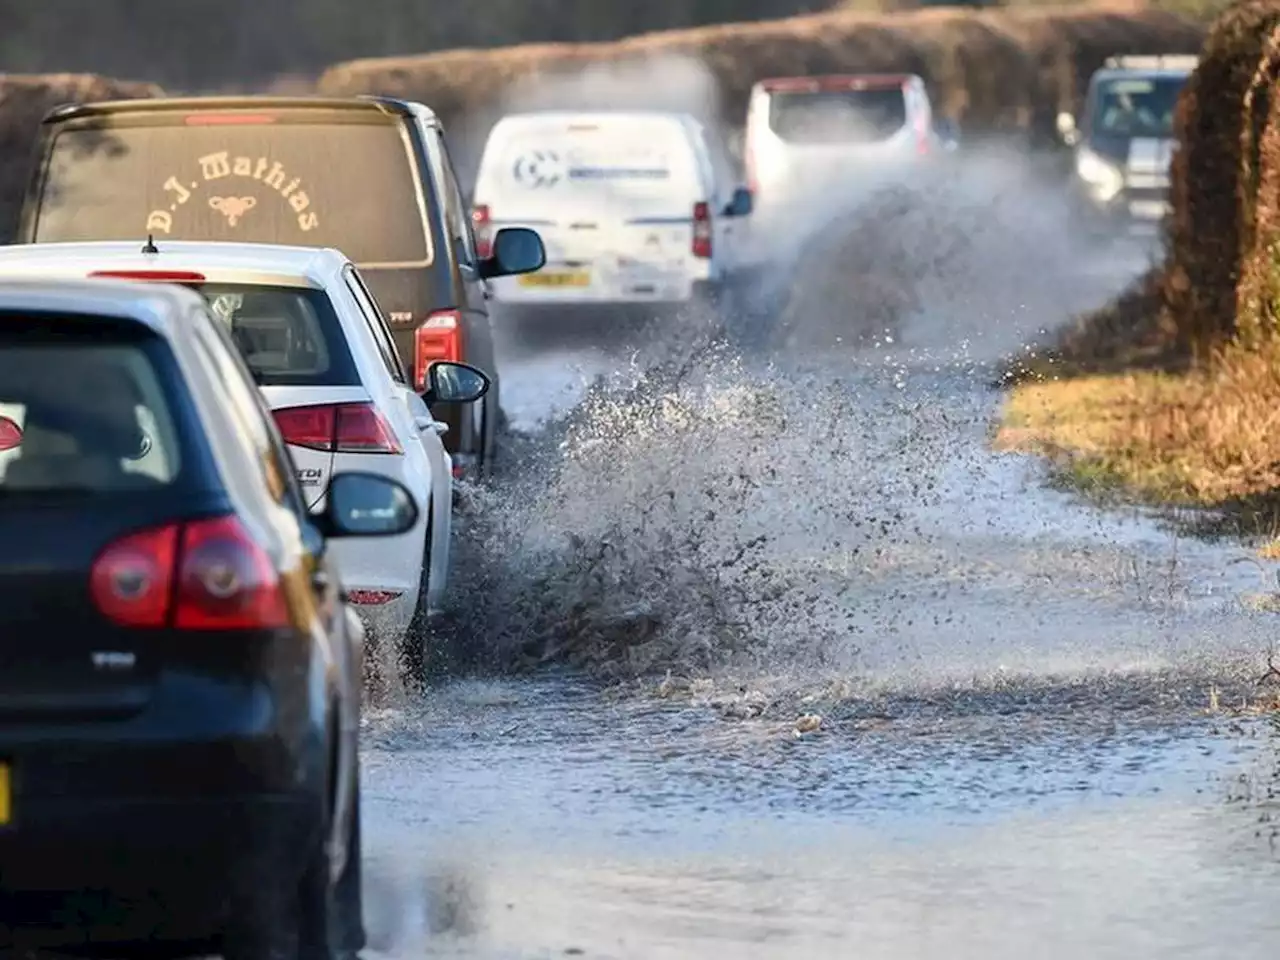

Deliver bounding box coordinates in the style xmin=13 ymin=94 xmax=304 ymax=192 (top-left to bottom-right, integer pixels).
xmin=479 ymin=116 xmax=702 ymax=213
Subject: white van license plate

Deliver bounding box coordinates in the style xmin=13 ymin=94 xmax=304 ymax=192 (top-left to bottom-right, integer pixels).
xmin=1129 ymin=200 xmax=1168 ymax=219
xmin=520 ymin=271 xmax=591 ymax=288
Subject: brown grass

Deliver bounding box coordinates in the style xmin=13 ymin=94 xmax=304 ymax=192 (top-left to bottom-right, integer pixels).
xmin=317 ymin=4 xmax=1205 ymax=144
xmin=996 ymin=338 xmax=1280 ymax=537
xmin=0 ymin=74 xmax=163 ymax=242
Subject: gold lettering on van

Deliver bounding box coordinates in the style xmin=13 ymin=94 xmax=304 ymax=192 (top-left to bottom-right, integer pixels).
xmin=144 ymin=150 xmax=319 ymax=235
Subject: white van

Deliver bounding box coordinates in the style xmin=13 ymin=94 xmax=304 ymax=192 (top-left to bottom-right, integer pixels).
xmin=471 ymin=110 xmax=752 ymax=312
xmin=743 ymin=74 xmax=953 ymax=219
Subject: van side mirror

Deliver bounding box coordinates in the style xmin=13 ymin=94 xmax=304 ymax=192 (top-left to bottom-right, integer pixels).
xmin=478 ymin=226 xmax=546 ymax=280
xmin=723 ymin=186 xmax=753 ymax=218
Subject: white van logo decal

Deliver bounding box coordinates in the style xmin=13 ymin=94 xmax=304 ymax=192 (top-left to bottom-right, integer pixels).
xmin=145 ymin=151 xmax=319 ymax=235
xmin=209 ymin=195 xmax=257 ymax=227
xmin=513 ymin=151 xmax=564 ymax=188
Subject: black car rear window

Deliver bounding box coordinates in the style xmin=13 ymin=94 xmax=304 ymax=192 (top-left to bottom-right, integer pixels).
xmin=768 ymin=88 xmax=908 ymax=144
xmin=0 ymin=319 xmax=183 ymax=495
xmin=30 ymin=110 xmax=433 ymax=267
xmin=192 ymin=284 xmax=360 ymax=388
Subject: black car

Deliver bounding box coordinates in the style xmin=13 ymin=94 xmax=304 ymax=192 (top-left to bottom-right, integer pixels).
xmin=15 ymin=95 xmax=545 ymax=478
xmin=0 ymin=277 xmax=419 ymax=958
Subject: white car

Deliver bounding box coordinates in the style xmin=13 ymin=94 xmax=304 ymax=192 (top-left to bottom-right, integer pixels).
xmin=0 ymin=240 xmax=486 ymax=672
xmin=743 ymin=73 xmax=953 ymax=225
xmin=471 ymin=109 xmax=753 ymax=315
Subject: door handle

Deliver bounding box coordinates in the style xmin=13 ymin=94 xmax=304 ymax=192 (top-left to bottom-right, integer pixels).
xmin=416 ymin=416 xmax=449 ymax=435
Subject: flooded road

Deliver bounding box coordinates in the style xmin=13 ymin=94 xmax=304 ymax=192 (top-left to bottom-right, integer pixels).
xmin=358 ymin=231 xmax=1280 ymax=958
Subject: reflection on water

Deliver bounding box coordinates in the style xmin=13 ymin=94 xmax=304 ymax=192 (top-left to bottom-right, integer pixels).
xmin=361 ymin=690 xmax=1280 ymax=959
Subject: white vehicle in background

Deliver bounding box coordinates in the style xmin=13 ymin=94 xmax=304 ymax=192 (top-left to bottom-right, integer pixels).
xmin=471 ymin=109 xmax=753 ymax=317
xmin=743 ymin=73 xmax=957 ymax=222
xmin=0 ymin=240 xmax=488 ymax=680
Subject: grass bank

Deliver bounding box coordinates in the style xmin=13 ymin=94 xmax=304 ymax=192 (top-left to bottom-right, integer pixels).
xmin=994 ymin=340 xmax=1280 ymax=540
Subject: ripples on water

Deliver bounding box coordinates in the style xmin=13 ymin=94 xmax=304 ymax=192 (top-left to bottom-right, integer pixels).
xmin=356 ymin=154 xmax=1280 ymax=959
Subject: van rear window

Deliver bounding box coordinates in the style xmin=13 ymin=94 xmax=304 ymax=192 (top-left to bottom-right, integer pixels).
xmin=768 ymin=89 xmax=908 ymax=144
xmin=30 ymin=114 xmax=433 ymax=267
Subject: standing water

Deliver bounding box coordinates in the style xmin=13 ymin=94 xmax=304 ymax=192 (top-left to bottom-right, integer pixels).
xmin=358 ymin=152 xmax=1280 ymax=959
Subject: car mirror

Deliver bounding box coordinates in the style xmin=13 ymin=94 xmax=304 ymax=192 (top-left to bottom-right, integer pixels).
xmin=420 ymin=359 xmax=491 ymax=405
xmin=478 ymin=226 xmax=546 ymax=279
xmin=722 ymin=186 xmax=754 ymax=218
xmin=312 ymin=471 xmax=419 ymax=538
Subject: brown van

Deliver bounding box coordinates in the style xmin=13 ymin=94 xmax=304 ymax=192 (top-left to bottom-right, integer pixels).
xmin=15 ymin=95 xmax=544 ymax=477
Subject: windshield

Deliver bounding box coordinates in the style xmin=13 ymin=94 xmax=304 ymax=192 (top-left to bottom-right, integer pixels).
xmin=1090 ymin=76 xmax=1186 ymax=138
xmin=478 ymin=117 xmax=703 ymax=214
xmin=30 ymin=114 xmax=432 ymax=266
xmin=767 ymin=88 xmax=908 ymax=144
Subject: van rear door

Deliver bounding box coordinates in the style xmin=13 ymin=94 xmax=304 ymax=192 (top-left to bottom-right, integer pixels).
xmin=474 ymin=114 xmax=706 ymax=300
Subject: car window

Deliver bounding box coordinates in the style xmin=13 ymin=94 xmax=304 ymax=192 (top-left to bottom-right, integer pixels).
xmin=343 ymin=264 xmax=407 ymax=384
xmin=0 ymin=328 xmax=181 ymax=494
xmin=768 ymin=88 xmax=908 ymax=144
xmin=438 ymin=133 xmax=480 ymax=265
xmin=427 ymin=129 xmax=477 ymax=267
xmin=187 ymin=311 xmax=294 ymax=507
xmin=194 ymin=283 xmax=360 ymax=388
xmin=32 ymin=113 xmax=434 ymax=267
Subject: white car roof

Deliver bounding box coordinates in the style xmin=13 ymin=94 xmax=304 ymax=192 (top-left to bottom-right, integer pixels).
xmin=0 ymin=276 xmax=206 ymax=337
xmin=0 ymin=241 xmax=350 ymax=289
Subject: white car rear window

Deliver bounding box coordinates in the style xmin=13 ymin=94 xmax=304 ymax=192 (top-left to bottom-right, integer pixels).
xmin=767 ymin=89 xmax=908 ymax=145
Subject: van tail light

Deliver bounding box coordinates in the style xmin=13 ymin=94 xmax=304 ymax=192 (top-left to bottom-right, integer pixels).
xmin=915 ymin=113 xmax=931 ymax=157
xmin=0 ymin=416 xmax=21 ymax=452
xmin=90 ymin=515 xmax=290 ymax=630
xmin=472 ymin=205 xmax=492 ymax=259
xmin=415 ymin=310 xmax=464 ymax=390
xmin=273 ymin=402 xmax=402 ymax=455
xmin=692 ymin=202 xmax=712 ymax=259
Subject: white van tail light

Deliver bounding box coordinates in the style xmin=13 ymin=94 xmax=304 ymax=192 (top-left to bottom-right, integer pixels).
xmin=472 ymin=204 xmax=492 ymax=258
xmin=692 ymin=202 xmax=712 ymax=259
xmin=914 ymin=99 xmax=931 ymax=156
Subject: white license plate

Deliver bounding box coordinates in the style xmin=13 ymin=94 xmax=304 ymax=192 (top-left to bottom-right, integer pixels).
xmin=1129 ymin=200 xmax=1168 ymax=219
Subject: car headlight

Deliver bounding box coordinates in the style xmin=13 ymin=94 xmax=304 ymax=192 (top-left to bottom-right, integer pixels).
xmin=1076 ymin=147 xmax=1124 ymax=202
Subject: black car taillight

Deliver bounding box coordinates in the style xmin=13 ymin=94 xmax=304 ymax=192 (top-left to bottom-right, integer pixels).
xmin=90 ymin=515 xmax=290 ymax=630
